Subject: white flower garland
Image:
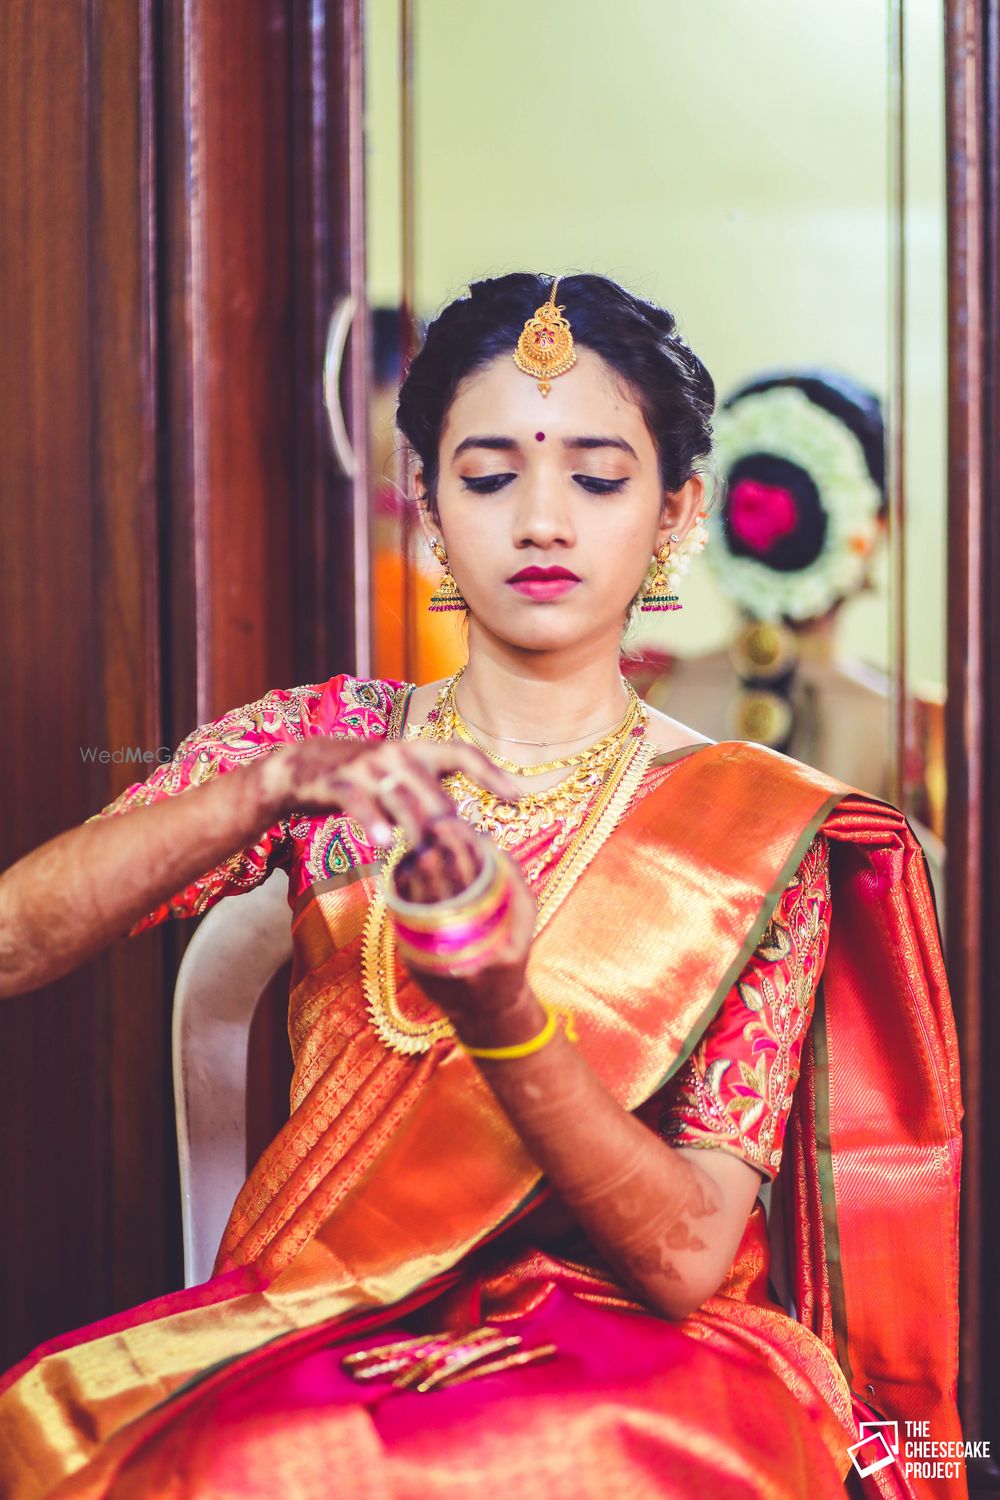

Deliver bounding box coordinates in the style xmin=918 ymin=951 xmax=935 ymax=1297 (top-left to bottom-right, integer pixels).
xmin=706 ymin=387 xmax=883 ymax=622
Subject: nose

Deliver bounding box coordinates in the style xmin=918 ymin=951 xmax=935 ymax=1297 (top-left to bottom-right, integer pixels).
xmin=510 ymin=468 xmax=576 ymax=551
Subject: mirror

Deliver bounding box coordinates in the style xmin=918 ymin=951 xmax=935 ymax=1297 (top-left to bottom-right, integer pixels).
xmin=364 ymin=0 xmax=947 ymax=882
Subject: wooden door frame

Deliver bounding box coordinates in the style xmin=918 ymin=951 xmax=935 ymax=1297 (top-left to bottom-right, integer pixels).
xmin=944 ymin=0 xmax=1000 ymax=1462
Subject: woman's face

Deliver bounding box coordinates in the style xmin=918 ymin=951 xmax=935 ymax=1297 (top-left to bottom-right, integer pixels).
xmin=419 ymin=347 xmax=704 ymax=656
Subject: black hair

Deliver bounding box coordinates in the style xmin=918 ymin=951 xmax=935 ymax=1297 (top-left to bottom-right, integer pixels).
xmin=395 ymin=272 xmax=716 ymax=520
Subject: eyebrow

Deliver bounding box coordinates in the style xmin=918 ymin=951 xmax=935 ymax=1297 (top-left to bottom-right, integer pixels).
xmin=452 ymin=436 xmax=518 ymax=459
xmin=451 ymin=434 xmax=638 ymax=461
xmin=563 ymin=436 xmax=638 ymax=460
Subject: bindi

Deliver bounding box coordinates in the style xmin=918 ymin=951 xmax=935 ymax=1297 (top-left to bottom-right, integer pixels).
xmin=535 ymin=431 xmax=545 ymax=442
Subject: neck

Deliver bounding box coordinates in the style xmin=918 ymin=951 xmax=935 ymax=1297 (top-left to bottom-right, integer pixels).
xmin=455 ymin=621 xmax=631 ymax=750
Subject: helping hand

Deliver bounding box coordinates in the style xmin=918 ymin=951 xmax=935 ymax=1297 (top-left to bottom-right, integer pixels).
xmin=255 ymin=735 xmax=518 ymax=851
xmin=254 ymin=735 xmax=536 ymax=1026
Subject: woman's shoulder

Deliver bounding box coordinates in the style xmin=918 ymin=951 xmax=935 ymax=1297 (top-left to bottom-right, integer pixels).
xmin=177 ymin=672 xmax=416 ymax=750
xmin=638 ymin=701 xmax=711 ymax=756
xmin=283 ymin=672 xmax=416 ymax=740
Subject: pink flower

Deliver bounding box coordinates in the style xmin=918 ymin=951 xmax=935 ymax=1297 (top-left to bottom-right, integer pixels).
xmin=728 ymin=478 xmax=799 ymax=554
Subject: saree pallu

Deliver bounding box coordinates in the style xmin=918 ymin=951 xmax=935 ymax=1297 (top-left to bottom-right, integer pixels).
xmin=0 ymin=743 xmax=964 ymax=1499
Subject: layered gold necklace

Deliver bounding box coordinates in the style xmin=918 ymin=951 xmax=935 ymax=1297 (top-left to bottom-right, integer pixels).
xmin=363 ymin=668 xmax=653 ymax=1055
xmin=443 ymin=665 xmax=644 ymax=776
xmin=405 ymin=668 xmax=648 ymax=850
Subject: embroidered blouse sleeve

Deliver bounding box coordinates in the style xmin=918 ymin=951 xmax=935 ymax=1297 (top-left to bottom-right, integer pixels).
xmin=635 ymin=832 xmax=832 ymax=1182
xmin=85 ymin=681 xmax=335 ymax=936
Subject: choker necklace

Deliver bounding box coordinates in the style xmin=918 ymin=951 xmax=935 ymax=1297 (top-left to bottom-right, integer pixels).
xmin=441 ymin=666 xmax=644 ymax=777
xmin=455 ymin=706 xmax=625 ymax=748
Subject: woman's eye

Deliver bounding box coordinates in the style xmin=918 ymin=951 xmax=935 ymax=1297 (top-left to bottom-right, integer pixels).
xmin=574 ymin=475 xmax=629 ymax=495
xmin=461 ymin=473 xmax=515 ymax=494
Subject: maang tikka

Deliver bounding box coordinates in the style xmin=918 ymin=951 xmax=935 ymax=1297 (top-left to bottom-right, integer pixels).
xmin=513 ymin=278 xmax=577 ymax=396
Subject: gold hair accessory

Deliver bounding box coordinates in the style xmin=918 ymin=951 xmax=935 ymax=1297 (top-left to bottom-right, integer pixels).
xmin=513 ymin=277 xmax=577 ymax=396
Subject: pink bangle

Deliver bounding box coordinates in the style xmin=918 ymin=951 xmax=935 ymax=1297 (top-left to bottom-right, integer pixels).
xmin=384 ymin=839 xmax=514 ymax=976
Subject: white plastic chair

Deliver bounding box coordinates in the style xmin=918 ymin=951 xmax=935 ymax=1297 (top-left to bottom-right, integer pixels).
xmin=172 ymin=869 xmax=293 ymax=1286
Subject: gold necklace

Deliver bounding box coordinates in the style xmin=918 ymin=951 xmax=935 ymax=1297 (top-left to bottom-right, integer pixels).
xmin=438 ymin=668 xmax=644 ymax=777
xmin=364 ymin=683 xmax=653 ymax=1055
xmin=450 ymin=670 xmax=640 ymax=772
xmin=405 ymin=671 xmax=649 ymax=845
xmin=456 ymin=711 xmax=620 ymax=747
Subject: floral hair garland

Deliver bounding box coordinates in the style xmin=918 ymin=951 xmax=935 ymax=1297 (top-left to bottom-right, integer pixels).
xmin=707 ymin=387 xmax=884 ymax=622
xmin=662 ymin=509 xmax=710 ymax=593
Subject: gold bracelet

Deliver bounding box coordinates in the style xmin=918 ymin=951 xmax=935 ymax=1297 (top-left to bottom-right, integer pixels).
xmin=461 ymin=1000 xmax=578 ymax=1061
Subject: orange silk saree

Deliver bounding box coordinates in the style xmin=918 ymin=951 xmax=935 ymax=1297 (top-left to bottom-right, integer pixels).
xmin=0 ymin=742 xmax=964 ymax=1500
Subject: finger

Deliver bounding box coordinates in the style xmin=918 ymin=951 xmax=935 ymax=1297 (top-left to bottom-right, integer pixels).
xmin=493 ymin=859 xmax=536 ymax=961
xmin=318 ymin=779 xmax=395 ymax=848
xmin=417 ymin=743 xmax=522 ymax=802
xmin=359 ymin=749 xmax=457 ymax=833
xmin=346 ymin=751 xmax=441 ymax=847
xmin=396 ymin=823 xmax=483 ymax=903
xmin=371 ymin=775 xmax=447 ymax=849
xmin=395 ymin=840 xmax=446 ymax=894
xmin=429 ymin=819 xmax=482 ymax=889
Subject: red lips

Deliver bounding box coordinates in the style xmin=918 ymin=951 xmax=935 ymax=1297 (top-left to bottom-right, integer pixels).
xmin=507 ymin=565 xmax=581 ymax=582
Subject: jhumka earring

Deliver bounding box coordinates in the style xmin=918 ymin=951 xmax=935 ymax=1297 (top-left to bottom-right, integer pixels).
xmin=512 ymin=277 xmax=577 ymax=397
xmin=638 ymin=512 xmax=711 ymax=613
xmin=428 ymin=539 xmax=467 ymax=612
xmin=639 ymin=536 xmax=682 ymax=612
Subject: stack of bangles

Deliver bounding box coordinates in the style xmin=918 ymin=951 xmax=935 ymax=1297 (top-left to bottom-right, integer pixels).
xmin=383 ymin=839 xmax=578 ymax=1060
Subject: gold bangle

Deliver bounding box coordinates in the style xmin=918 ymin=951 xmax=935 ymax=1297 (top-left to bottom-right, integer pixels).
xmin=461 ymin=1000 xmax=578 ymax=1061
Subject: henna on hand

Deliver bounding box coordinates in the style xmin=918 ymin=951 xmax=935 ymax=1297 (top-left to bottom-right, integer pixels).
xmin=473 ymin=1028 xmax=755 ymax=1321
xmin=394 ymin=817 xmax=482 ymax=903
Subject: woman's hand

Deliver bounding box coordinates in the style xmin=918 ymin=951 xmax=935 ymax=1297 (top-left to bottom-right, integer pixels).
xmin=258 ymin=737 xmax=539 ymax=1036
xmin=392 ymin=818 xmax=540 ymax=1040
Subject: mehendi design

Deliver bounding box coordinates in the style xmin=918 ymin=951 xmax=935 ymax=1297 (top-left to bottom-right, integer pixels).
xmin=622 ymin=1171 xmax=718 ymax=1285
xmin=88 ymin=676 xmax=412 ymax=932
xmin=627 ymin=1245 xmax=683 ymax=1281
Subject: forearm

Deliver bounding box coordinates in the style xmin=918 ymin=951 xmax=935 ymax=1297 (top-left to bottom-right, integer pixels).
xmin=0 ymin=756 xmax=280 ymax=996
xmin=457 ymin=989 xmax=729 ymax=1320
xmin=0 ymin=732 xmax=520 ymax=1000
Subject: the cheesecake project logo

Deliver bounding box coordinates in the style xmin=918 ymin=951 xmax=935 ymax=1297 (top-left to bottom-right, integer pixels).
xmin=847 ymin=1418 xmax=991 ymax=1484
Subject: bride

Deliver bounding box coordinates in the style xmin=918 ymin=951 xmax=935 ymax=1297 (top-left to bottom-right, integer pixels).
xmin=0 ymin=273 xmax=963 ymax=1499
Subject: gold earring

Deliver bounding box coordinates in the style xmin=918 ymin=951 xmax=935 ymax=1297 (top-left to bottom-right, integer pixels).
xmin=639 ymin=539 xmax=682 ymax=612
xmin=428 ymin=539 xmax=467 ymax=612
